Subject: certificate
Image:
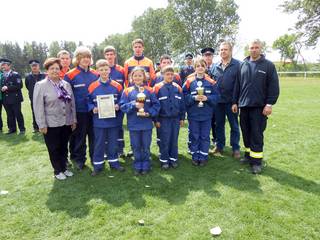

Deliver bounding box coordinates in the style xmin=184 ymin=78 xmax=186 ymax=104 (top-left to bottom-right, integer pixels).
xmin=97 ymin=94 xmax=116 ymax=119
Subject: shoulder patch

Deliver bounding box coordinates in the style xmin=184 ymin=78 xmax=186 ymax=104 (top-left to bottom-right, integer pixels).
xmin=88 ymin=80 xmax=100 ymax=94
xmin=110 ymin=80 xmax=123 ymax=92
xmin=66 ymin=68 xmax=81 ymax=80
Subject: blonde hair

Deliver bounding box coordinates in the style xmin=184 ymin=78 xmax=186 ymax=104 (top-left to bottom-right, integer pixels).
xmin=193 ymin=57 xmax=207 ymax=69
xmin=130 ymin=67 xmax=147 ymax=82
xmin=96 ymin=59 xmax=110 ymax=69
xmin=161 ymin=65 xmax=174 ymax=74
xmin=72 ymin=46 xmax=92 ymax=66
xmin=57 ymin=50 xmax=70 ymax=58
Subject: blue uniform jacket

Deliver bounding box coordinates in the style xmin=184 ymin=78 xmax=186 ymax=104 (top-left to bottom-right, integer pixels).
xmin=233 ymin=55 xmax=280 ymax=107
xmin=211 ymin=58 xmax=240 ymax=103
xmin=88 ymin=79 xmax=123 ymax=128
xmin=183 ymin=74 xmax=219 ymax=121
xmin=150 ymin=72 xmax=182 ymax=87
xmin=179 ymin=65 xmax=195 ymax=85
xmin=64 ymin=66 xmax=99 ymax=112
xmin=153 ymin=81 xmax=185 ymax=121
xmin=120 ymin=85 xmax=160 ymax=131
xmin=110 ymin=64 xmax=125 ymax=88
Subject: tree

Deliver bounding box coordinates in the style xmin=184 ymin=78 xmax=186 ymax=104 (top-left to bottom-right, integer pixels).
xmin=132 ymin=8 xmax=172 ymax=62
xmin=281 ymin=0 xmax=320 ymax=46
xmin=272 ymin=34 xmax=298 ymax=65
xmin=48 ymin=41 xmax=61 ymax=57
xmin=167 ymin=0 xmax=240 ymax=55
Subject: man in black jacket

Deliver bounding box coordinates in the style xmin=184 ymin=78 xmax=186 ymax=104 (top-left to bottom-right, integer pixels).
xmin=232 ymin=40 xmax=280 ymax=174
xmin=0 ymin=58 xmax=25 ymax=134
xmin=25 ymin=60 xmax=46 ymax=132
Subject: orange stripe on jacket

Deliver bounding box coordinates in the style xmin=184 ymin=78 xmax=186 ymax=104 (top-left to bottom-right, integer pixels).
xmin=110 ymin=80 xmax=123 ymax=92
xmin=153 ymin=82 xmax=165 ymax=95
xmin=65 ymin=68 xmax=81 ymax=80
xmin=88 ymin=80 xmax=101 ymax=94
xmin=124 ymin=86 xmax=135 ymax=96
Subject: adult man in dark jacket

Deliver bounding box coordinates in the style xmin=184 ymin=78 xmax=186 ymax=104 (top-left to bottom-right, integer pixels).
xmin=0 ymin=58 xmax=25 ymax=134
xmin=211 ymin=42 xmax=240 ymax=158
xmin=25 ymin=60 xmax=46 ymax=132
xmin=232 ymin=39 xmax=280 ymax=174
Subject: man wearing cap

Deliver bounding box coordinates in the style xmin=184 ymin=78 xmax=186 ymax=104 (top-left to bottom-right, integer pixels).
xmin=0 ymin=58 xmax=25 ymax=134
xmin=179 ymin=53 xmax=194 ymax=85
xmin=210 ymin=42 xmax=241 ymax=159
xmin=25 ymin=60 xmax=46 ymax=133
xmin=201 ymin=47 xmax=217 ymax=148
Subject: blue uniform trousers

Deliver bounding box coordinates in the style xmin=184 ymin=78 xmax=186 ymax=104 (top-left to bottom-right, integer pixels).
xmin=69 ymin=112 xmax=94 ymax=168
xmin=189 ymin=119 xmax=211 ymax=161
xmin=93 ymin=127 xmax=119 ymax=171
xmin=129 ymin=130 xmax=152 ymax=171
xmin=158 ymin=117 xmax=180 ymax=165
xmin=215 ymin=103 xmax=240 ymax=151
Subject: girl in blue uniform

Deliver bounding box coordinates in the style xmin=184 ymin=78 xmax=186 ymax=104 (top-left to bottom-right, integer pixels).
xmin=120 ymin=67 xmax=160 ymax=175
xmin=183 ymin=58 xmax=219 ymax=166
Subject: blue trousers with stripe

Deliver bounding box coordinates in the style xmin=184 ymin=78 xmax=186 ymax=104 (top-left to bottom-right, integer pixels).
xmin=189 ymin=119 xmax=211 ymax=161
xmin=158 ymin=117 xmax=180 ymax=165
xmin=129 ymin=130 xmax=152 ymax=171
xmin=93 ymin=127 xmax=119 ymax=172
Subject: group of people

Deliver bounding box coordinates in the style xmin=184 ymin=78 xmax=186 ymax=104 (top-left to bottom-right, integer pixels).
xmin=0 ymin=38 xmax=279 ymax=180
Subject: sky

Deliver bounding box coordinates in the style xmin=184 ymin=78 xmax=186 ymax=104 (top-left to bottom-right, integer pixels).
xmin=1 ymin=0 xmax=319 ymax=62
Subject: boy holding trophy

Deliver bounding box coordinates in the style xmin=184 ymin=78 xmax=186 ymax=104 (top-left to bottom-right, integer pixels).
xmin=182 ymin=58 xmax=219 ymax=166
xmin=120 ymin=67 xmax=160 ymax=175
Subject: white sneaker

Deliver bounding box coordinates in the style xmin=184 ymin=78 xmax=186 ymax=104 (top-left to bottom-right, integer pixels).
xmin=55 ymin=172 xmax=67 ymax=180
xmin=64 ymin=170 xmax=74 ymax=177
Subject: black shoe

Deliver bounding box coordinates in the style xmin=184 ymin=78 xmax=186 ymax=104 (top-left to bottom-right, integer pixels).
xmin=161 ymin=163 xmax=170 ymax=170
xmin=199 ymin=160 xmax=208 ymax=167
xmin=76 ymin=164 xmax=86 ymax=171
xmin=171 ymin=162 xmax=179 ymax=169
xmin=6 ymin=130 xmax=16 ymax=135
xmin=251 ymin=165 xmax=262 ymax=174
xmin=240 ymin=157 xmax=250 ymax=164
xmin=126 ymin=151 xmax=133 ymax=158
xmin=112 ymin=166 xmax=125 ymax=172
xmin=192 ymin=160 xmax=199 ymax=166
xmin=118 ymin=152 xmax=125 ymax=158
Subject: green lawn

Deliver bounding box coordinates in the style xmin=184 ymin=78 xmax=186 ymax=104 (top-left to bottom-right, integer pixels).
xmin=0 ymin=77 xmax=319 ymax=239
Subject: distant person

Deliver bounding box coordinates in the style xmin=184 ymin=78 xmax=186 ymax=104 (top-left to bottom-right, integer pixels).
xmin=153 ymin=66 xmax=185 ymax=170
xmin=88 ymin=59 xmax=125 ymax=176
xmin=0 ymin=58 xmax=25 ymax=134
xmin=0 ymin=62 xmax=4 ymax=132
xmin=201 ymin=47 xmax=217 ymax=148
xmin=183 ymin=58 xmax=219 ymax=166
xmin=58 ymin=50 xmax=72 ymax=79
xmin=210 ymin=42 xmax=240 ymax=159
xmin=64 ymin=46 xmax=99 ymax=170
xmin=33 ymin=58 xmax=76 ymax=180
xmin=104 ymin=46 xmax=125 ymax=157
xmin=25 ymin=60 xmax=46 ymax=133
xmin=120 ymin=67 xmax=160 ymax=175
xmin=124 ymin=39 xmax=156 ymax=87
xmin=233 ymin=39 xmax=280 ymax=174
xmin=150 ymin=54 xmax=182 ymax=87
xmin=179 ymin=53 xmax=194 ymax=85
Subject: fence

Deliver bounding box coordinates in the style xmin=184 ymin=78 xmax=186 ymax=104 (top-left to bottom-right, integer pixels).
xmin=278 ymin=71 xmax=320 ymax=80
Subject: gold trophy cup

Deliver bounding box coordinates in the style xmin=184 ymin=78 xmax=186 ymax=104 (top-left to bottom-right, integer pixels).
xmin=196 ymin=85 xmax=204 ymax=107
xmin=136 ymin=87 xmax=146 ymax=116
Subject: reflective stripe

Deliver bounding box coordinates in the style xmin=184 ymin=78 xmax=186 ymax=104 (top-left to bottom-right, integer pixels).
xmin=146 ymin=99 xmax=150 ymax=102
xmin=205 ymin=90 xmax=211 ymax=93
xmin=93 ymin=99 xmax=97 ymax=102
xmin=117 ymin=138 xmax=124 ymax=141
xmin=74 ymin=84 xmax=86 ymax=88
xmin=174 ymin=95 xmax=181 ymax=99
xmin=157 ymin=138 xmax=160 ymax=142
xmin=199 ymin=151 xmax=208 ymax=156
xmin=159 ymin=96 xmax=168 ymax=100
xmin=93 ymin=161 xmax=105 ymax=165
xmin=245 ymin=147 xmax=250 ymax=153
xmin=190 ymin=151 xmax=195 ymax=154
xmin=169 ymin=158 xmax=177 ymax=161
xmin=159 ymin=159 xmax=168 ymax=163
xmin=108 ymin=159 xmax=119 ymax=163
xmin=191 ymin=91 xmax=197 ymax=94
xmin=250 ymin=151 xmax=263 ymax=158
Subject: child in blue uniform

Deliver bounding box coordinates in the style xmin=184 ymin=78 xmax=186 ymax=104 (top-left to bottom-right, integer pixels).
xmin=88 ymin=60 xmax=124 ymax=176
xmin=120 ymin=67 xmax=160 ymax=175
xmin=154 ymin=66 xmax=185 ymax=169
xmin=183 ymin=58 xmax=219 ymax=166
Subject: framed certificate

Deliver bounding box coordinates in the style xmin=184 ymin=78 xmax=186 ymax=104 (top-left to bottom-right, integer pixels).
xmin=97 ymin=94 xmax=116 ymax=119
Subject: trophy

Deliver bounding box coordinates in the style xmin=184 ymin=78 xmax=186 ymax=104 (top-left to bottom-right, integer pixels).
xmin=136 ymin=87 xmax=146 ymax=116
xmin=196 ymin=81 xmax=204 ymax=107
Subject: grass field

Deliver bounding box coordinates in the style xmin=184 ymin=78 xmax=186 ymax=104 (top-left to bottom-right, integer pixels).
xmin=0 ymin=77 xmax=319 ymax=239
